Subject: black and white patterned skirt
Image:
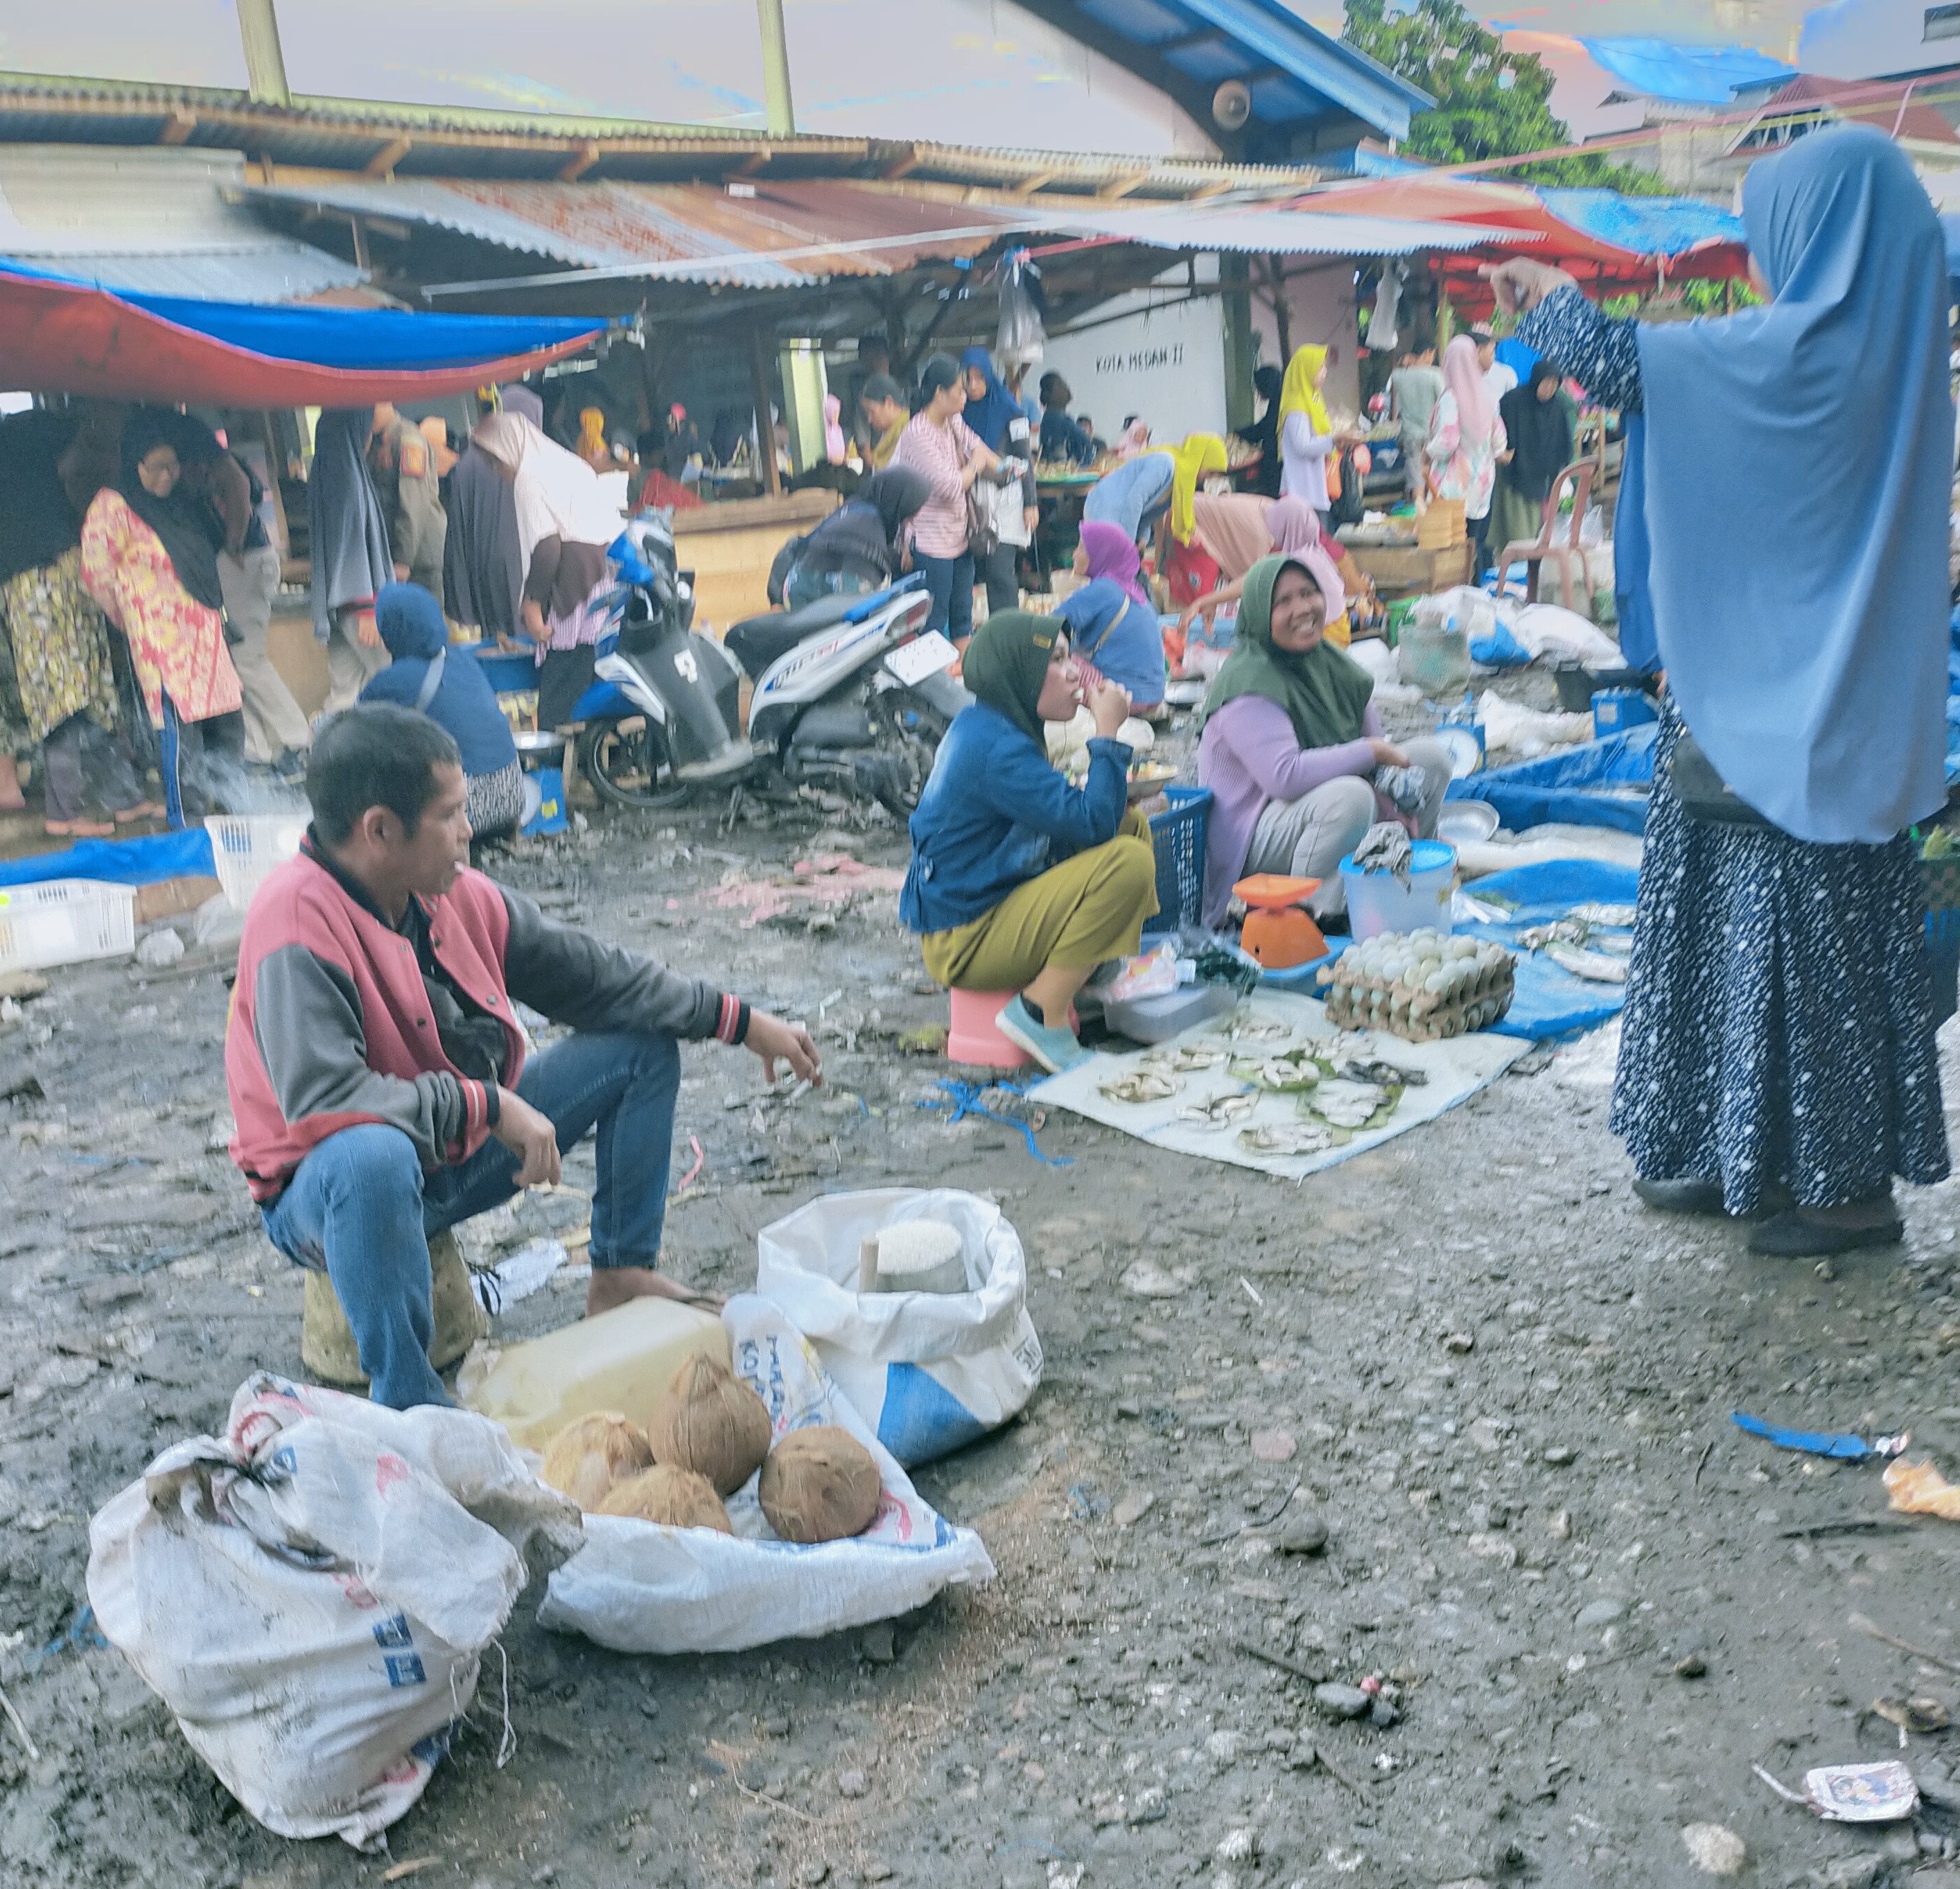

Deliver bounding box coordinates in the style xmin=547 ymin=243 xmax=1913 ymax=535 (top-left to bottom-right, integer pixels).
xmin=467 ymin=760 xmax=528 ymax=842
xmin=1609 ymin=699 xmax=1949 ymax=1212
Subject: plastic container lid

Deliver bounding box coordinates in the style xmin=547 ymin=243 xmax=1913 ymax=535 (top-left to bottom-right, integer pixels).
xmin=1338 ymin=839 xmax=1455 ymax=880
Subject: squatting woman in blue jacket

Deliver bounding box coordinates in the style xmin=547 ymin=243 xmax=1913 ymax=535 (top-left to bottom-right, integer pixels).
xmin=900 ymin=611 xmax=1157 ymax=1073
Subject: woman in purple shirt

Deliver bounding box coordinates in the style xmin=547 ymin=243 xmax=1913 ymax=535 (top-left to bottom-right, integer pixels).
xmin=1196 ymin=552 xmax=1449 ymax=927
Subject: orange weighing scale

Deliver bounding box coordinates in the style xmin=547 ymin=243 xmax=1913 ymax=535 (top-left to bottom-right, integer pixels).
xmin=1234 ymin=874 xmax=1329 ymax=970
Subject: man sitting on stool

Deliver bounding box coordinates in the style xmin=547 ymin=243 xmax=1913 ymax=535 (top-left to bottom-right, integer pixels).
xmin=226 ymin=702 xmax=821 ymax=1409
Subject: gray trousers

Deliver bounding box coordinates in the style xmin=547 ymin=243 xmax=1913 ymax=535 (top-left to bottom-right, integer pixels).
xmin=1245 ymin=735 xmax=1453 ymax=916
xmin=220 ymin=546 xmax=311 ymax=763
xmin=322 ymin=607 xmax=389 ymax=715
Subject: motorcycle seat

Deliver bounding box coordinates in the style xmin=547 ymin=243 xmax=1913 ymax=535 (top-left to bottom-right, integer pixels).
xmin=725 ymin=594 xmax=859 ymax=679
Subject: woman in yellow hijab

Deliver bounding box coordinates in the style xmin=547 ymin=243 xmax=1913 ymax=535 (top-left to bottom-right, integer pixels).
xmin=1080 ymin=428 xmax=1232 ymax=609
xmin=576 ymin=406 xmax=610 ymax=471
xmin=1277 ymin=345 xmax=1342 ymax=523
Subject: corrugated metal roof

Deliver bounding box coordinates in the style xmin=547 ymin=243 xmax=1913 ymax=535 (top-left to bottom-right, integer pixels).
xmin=250 ymin=176 xmax=1026 ymax=290
xmin=1027 ymin=202 xmax=1529 ymax=255
xmin=1 ymin=243 xmax=362 ymax=301
xmin=0 ymin=143 xmax=362 ymax=300
xmin=247 ymin=173 xmax=1507 ymax=299
xmin=0 ymin=71 xmax=1324 ymax=196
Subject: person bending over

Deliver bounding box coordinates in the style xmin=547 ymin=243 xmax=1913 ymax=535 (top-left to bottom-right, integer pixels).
xmin=1196 ymin=555 xmax=1450 ymax=929
xmin=901 ymin=611 xmax=1157 ymax=1074
xmin=227 ymin=703 xmax=820 ymax=1410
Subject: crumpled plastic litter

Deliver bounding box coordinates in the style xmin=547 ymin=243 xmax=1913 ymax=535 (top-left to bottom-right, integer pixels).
xmin=1884 ymin=1456 xmax=1960 ymax=1520
xmin=701 ymin=853 xmax=905 ymax=928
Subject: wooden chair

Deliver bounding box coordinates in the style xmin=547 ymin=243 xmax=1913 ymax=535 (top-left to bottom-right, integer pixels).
xmin=1494 ymin=458 xmax=1596 ymax=618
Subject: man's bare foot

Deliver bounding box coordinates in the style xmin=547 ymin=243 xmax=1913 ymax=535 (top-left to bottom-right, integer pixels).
xmin=586 ymin=1265 xmax=724 ymax=1317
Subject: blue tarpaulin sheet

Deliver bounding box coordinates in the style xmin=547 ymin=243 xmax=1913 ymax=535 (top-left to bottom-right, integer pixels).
xmin=1456 ymin=859 xmax=1641 ymax=1040
xmin=123 ymin=295 xmax=603 ymax=369
xmin=1446 ymin=726 xmax=1655 ymax=834
xmin=0 ymin=256 xmax=602 ymax=369
xmin=1538 ymin=188 xmax=1745 ymax=257
xmin=1265 ymin=860 xmax=1640 ymax=1041
xmin=0 ymin=829 xmax=216 ymax=889
xmin=1578 ymin=37 xmax=1794 ymax=105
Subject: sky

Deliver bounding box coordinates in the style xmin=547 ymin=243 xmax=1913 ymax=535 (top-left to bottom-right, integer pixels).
xmin=0 ymin=1 xmax=1930 ymax=150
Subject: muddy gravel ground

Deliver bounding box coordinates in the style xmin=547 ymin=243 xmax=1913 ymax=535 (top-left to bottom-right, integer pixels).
xmin=1 ymin=767 xmax=1959 ymax=1889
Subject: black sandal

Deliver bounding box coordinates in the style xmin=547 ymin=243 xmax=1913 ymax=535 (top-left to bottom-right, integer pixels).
xmin=1632 ymin=1178 xmax=1726 ymax=1215
xmin=1747 ymin=1212 xmax=1904 ymax=1258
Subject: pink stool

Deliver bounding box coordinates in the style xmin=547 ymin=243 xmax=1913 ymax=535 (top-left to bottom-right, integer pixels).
xmin=945 ymin=989 xmax=1074 ymax=1070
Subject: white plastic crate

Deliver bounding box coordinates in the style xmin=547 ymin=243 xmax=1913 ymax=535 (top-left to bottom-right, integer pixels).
xmin=0 ymin=879 xmax=137 ymax=973
xmin=205 ymin=815 xmax=307 ymax=913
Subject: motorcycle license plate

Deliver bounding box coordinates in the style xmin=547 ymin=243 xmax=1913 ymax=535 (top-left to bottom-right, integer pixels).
xmin=884 ymin=632 xmax=959 ymax=688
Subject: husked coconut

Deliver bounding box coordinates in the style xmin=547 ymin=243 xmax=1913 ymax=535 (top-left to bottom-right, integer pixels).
xmin=540 ymin=1411 xmax=654 ymax=1511
xmin=758 ymin=1425 xmax=882 ymax=1543
xmin=597 ymin=1464 xmax=733 ymax=1532
xmin=646 ymin=1353 xmax=773 ymax=1495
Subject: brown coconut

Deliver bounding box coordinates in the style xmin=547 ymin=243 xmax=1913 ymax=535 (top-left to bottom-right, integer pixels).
xmin=540 ymin=1411 xmax=654 ymax=1511
xmin=596 ymin=1464 xmax=733 ymax=1533
xmin=646 ymin=1352 xmax=773 ymax=1496
xmin=757 ymin=1425 xmax=882 ymax=1544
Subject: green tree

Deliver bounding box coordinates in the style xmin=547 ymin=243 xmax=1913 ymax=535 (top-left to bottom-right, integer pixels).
xmin=1342 ymin=0 xmax=1669 ymax=194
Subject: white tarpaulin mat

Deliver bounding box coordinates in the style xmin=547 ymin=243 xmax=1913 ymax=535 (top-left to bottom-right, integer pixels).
xmin=1035 ymin=988 xmax=1526 ymax=1181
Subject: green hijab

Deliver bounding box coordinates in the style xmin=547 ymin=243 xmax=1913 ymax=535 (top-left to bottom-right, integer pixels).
xmin=1197 ymin=555 xmax=1374 ymax=750
xmin=962 ymin=609 xmax=1061 ymax=745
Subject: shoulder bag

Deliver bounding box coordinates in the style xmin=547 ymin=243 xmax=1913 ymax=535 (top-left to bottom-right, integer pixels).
xmin=1667 ymin=729 xmax=1779 ymax=833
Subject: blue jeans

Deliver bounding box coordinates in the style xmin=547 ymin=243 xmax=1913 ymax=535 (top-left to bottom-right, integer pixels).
xmin=261 ymin=1030 xmax=682 ymax=1409
xmin=916 ymin=550 xmax=974 ymax=643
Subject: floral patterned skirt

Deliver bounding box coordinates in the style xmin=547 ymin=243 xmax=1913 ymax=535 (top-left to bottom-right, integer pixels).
xmin=1609 ymin=699 xmax=1949 ymax=1211
xmin=0 ymin=550 xmax=121 ymax=744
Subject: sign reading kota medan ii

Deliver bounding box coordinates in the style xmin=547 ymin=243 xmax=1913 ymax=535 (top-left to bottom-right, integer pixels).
xmin=1044 ymin=292 xmax=1226 ymax=446
xmin=1093 ymin=342 xmax=1186 ymax=376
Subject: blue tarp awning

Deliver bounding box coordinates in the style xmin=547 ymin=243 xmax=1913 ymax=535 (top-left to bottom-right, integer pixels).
xmin=0 ymin=257 xmax=612 ymax=405
xmin=1534 ymin=189 xmax=1747 ymax=259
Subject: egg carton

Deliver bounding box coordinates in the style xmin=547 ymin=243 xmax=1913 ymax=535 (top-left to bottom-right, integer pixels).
xmin=1323 ymin=928 xmax=1516 ymax=1043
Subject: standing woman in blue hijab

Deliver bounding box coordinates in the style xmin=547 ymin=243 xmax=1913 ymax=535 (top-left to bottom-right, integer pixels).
xmin=1494 ymin=127 xmax=1951 ymax=1257
xmin=961 ymin=346 xmax=1038 ymax=614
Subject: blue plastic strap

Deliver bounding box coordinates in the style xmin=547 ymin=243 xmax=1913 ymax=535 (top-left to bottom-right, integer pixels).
xmin=1730 ymin=1410 xmax=1880 ymax=1461
xmin=917 ymin=1077 xmax=1073 ymax=1167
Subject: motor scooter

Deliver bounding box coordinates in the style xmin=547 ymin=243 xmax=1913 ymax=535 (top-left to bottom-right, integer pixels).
xmin=571 ymin=514 xmax=966 ymax=815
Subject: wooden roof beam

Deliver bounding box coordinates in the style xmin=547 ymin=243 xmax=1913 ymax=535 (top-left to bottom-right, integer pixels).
xmin=559 ymin=141 xmax=601 ymax=182
xmin=1012 ymin=170 xmax=1060 ymax=198
xmin=1097 ymin=169 xmax=1151 ymax=200
xmin=157 ymin=108 xmax=198 ymax=145
xmin=881 ymin=145 xmax=919 ymax=181
xmin=365 ymin=135 xmax=412 ymax=177
xmin=735 ymin=147 xmax=773 ymax=176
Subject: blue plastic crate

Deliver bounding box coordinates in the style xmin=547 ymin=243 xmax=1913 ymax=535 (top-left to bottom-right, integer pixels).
xmin=1143 ymin=785 xmax=1211 ymax=937
xmin=464 ymin=644 xmax=539 ymax=695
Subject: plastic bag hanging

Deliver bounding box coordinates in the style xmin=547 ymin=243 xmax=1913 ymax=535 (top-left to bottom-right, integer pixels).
xmin=1370 ymin=265 xmax=1403 ymax=356
xmin=996 ymin=250 xmax=1047 ymax=370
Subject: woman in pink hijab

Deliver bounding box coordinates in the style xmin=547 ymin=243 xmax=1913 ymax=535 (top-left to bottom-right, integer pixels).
xmin=1426 ymin=333 xmax=1506 ymax=573
xmin=822 ymin=394 xmax=847 ymax=466
xmin=1176 ymin=495 xmax=1360 ymax=654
